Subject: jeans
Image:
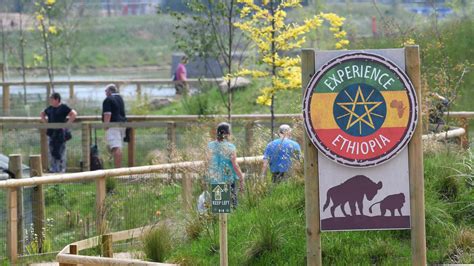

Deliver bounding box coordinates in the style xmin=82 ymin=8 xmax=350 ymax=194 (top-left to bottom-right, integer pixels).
xmin=48 ymin=140 xmax=66 ymax=173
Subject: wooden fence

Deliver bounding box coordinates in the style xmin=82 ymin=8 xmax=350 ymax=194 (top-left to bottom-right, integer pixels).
xmin=0 ymin=78 xmax=221 ymax=115
xmin=0 ymin=114 xmax=300 ymax=172
xmin=1 ymin=154 xmax=263 ymax=264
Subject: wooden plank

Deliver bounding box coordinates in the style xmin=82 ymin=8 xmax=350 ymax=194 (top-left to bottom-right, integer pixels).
xmin=128 ymin=128 xmax=136 ymax=167
xmin=405 ymin=45 xmax=427 ymax=266
xmin=57 ymin=253 xmax=177 ymax=265
xmin=181 ymin=173 xmax=192 ymax=210
xmin=96 ymin=177 xmax=106 ymax=235
xmin=9 ymin=155 xmax=23 ymax=256
xmin=6 ymin=187 xmax=18 ymax=264
xmin=30 ymin=155 xmax=45 ymax=253
xmin=0 ymin=156 xmax=263 ymax=188
xmin=302 ymin=49 xmax=321 ymax=266
xmin=458 ymin=117 xmax=470 ymax=149
xmin=69 ymin=84 xmax=74 ymax=100
xmin=40 ymin=129 xmax=49 ymax=172
xmin=102 ymin=234 xmax=113 ymax=258
xmin=2 ymin=84 xmax=10 ymax=116
xmin=82 ymin=123 xmax=91 ymax=171
xmin=0 ymin=78 xmax=220 ymax=86
xmin=219 ymin=214 xmax=228 ymax=266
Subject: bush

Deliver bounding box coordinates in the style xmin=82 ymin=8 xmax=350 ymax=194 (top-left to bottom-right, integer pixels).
xmin=244 ymin=217 xmax=286 ymax=264
xmin=143 ymin=225 xmax=173 ymax=262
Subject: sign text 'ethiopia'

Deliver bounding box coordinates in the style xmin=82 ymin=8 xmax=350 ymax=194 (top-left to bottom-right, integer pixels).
xmin=303 ymin=52 xmax=418 ymax=167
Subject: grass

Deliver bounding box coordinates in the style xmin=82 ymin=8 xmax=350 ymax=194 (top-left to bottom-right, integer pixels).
xmin=167 ymin=151 xmax=473 ymax=265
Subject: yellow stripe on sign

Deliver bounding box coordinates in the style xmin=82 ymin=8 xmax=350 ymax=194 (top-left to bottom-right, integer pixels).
xmin=309 ymin=90 xmax=410 ymax=129
xmin=309 ymin=93 xmax=338 ymax=129
xmin=382 ymin=90 xmax=410 ymax=128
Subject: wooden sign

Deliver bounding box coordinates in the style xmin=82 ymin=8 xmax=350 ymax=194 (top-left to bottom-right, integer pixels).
xmin=303 ymin=50 xmax=417 ymax=231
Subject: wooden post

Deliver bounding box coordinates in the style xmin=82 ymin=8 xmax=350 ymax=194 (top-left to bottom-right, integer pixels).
xmin=9 ymin=154 xmax=23 ymax=257
xmin=459 ymin=117 xmax=470 ymax=149
xmin=2 ymin=84 xmax=10 ymax=115
xmin=136 ymin=83 xmax=142 ymax=102
xmin=69 ymin=83 xmax=75 ymax=100
xmin=96 ymin=177 xmax=106 ymax=235
xmin=219 ymin=214 xmax=228 ymax=266
xmin=405 ymin=45 xmax=427 ymax=266
xmin=128 ymin=128 xmax=135 ymax=167
xmin=40 ymin=129 xmax=49 ymax=172
xmin=245 ymin=121 xmax=255 ymax=151
xmin=30 ymin=155 xmax=45 ymax=253
xmin=102 ymin=234 xmax=113 ymax=258
xmin=59 ymin=244 xmax=78 ymax=266
xmin=302 ymin=49 xmax=321 ymax=266
xmin=181 ymin=173 xmax=192 ymax=210
xmin=82 ymin=123 xmax=91 ymax=171
xmin=167 ymin=122 xmax=177 ymax=179
xmin=6 ymin=187 xmax=18 ymax=264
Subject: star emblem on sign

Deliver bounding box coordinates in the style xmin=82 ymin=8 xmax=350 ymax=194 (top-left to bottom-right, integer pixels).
xmin=335 ymin=86 xmax=385 ymax=135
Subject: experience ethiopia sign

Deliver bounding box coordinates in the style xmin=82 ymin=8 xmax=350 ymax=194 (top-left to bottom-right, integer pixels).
xmin=303 ymin=52 xmax=418 ymax=167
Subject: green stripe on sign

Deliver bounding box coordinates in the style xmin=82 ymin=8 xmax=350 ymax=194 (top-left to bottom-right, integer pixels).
xmin=314 ymin=61 xmax=404 ymax=93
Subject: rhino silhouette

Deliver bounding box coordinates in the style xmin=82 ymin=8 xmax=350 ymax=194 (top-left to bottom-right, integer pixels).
xmin=323 ymin=175 xmax=383 ymax=218
xmin=369 ymin=193 xmax=405 ymax=216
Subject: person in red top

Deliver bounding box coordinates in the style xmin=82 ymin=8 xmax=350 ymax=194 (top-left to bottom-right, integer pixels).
xmin=173 ymin=55 xmax=189 ymax=95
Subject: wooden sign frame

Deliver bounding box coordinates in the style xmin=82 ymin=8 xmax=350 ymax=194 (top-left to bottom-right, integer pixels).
xmin=302 ymin=46 xmax=426 ymax=265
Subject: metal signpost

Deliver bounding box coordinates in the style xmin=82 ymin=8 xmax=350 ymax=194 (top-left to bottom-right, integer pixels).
xmin=302 ymin=47 xmax=426 ymax=265
xmin=211 ymin=183 xmax=231 ymax=266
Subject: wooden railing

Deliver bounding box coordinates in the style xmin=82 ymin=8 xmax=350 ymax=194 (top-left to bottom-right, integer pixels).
xmin=444 ymin=111 xmax=474 ymax=149
xmin=0 ymin=78 xmax=221 ymax=115
xmin=1 ymin=154 xmax=263 ymax=263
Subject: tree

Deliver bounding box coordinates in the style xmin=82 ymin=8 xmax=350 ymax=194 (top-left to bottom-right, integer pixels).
xmin=34 ymin=0 xmax=60 ymax=91
xmin=171 ymin=0 xmax=248 ymax=121
xmin=234 ymin=0 xmax=348 ymax=138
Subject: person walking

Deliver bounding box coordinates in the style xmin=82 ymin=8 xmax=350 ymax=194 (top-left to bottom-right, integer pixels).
xmin=261 ymin=124 xmax=301 ymax=183
xmin=207 ymin=122 xmax=244 ymax=208
xmin=173 ymin=55 xmax=189 ymax=96
xmin=40 ymin=92 xmax=77 ymax=173
xmin=102 ymin=84 xmax=127 ymax=168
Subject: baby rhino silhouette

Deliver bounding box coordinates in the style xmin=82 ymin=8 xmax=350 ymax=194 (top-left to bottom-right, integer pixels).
xmin=369 ymin=193 xmax=405 ymax=216
xmin=323 ymin=175 xmax=383 ymax=218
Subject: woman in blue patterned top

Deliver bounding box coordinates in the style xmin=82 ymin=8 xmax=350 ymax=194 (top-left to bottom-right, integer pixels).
xmin=207 ymin=122 xmax=244 ymax=207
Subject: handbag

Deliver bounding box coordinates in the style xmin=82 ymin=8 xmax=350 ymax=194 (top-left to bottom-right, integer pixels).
xmin=64 ymin=128 xmax=72 ymax=141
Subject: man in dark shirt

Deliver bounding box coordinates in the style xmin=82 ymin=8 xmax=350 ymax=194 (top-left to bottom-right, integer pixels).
xmin=40 ymin=93 xmax=77 ymax=173
xmin=102 ymin=84 xmax=127 ymax=168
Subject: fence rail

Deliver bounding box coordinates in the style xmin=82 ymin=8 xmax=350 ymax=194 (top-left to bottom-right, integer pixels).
xmin=1 ymin=78 xmax=222 ymax=115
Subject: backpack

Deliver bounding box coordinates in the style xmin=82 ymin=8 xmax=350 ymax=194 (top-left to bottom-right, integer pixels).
xmin=90 ymin=129 xmax=103 ymax=171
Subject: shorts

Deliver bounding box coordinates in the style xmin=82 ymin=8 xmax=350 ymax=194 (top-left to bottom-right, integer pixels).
xmin=106 ymin=127 xmax=126 ymax=149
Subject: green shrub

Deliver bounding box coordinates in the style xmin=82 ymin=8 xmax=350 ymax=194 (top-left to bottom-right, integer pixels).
xmin=143 ymin=225 xmax=173 ymax=262
xmin=244 ymin=217 xmax=286 ymax=263
xmin=437 ymin=176 xmax=460 ymax=201
xmin=106 ymin=177 xmax=117 ymax=194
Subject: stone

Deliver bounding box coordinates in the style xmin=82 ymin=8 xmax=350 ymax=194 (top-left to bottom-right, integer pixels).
xmin=219 ymin=77 xmax=251 ymax=93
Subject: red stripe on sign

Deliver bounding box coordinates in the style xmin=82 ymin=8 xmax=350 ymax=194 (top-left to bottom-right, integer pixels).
xmin=314 ymin=127 xmax=407 ymax=160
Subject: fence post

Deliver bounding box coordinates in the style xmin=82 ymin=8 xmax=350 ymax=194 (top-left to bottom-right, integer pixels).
xmin=406 ymin=45 xmax=427 ymax=266
xmin=59 ymin=244 xmax=77 ymax=266
xmin=245 ymin=121 xmax=255 ymax=151
xmin=128 ymin=128 xmax=135 ymax=167
xmin=40 ymin=129 xmax=48 ymax=172
xmin=2 ymin=84 xmax=10 ymax=116
xmin=30 ymin=155 xmax=45 ymax=253
xmin=69 ymin=83 xmax=75 ymax=100
xmin=459 ymin=117 xmax=470 ymax=149
xmin=6 ymin=187 xmax=18 ymax=264
xmin=101 ymin=234 xmax=113 ymax=258
xmin=182 ymin=173 xmax=192 ymax=210
xmin=167 ymin=122 xmax=177 ymax=178
xmin=82 ymin=123 xmax=91 ymax=171
xmin=9 ymin=154 xmax=23 ymax=257
xmin=96 ymin=177 xmax=106 ymax=235
xmin=136 ymin=83 xmax=142 ymax=102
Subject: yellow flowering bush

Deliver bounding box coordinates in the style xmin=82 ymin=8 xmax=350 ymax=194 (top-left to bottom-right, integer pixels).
xmin=234 ymin=0 xmax=349 ymax=107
